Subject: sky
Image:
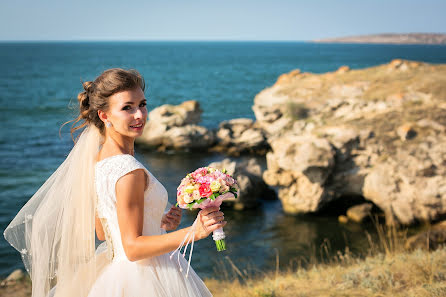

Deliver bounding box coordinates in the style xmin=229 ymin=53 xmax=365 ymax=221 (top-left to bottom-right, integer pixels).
xmin=0 ymin=0 xmax=445 ymax=41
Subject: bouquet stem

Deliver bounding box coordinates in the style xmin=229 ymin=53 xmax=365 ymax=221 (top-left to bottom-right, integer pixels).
xmin=212 ymin=227 xmax=226 ymax=252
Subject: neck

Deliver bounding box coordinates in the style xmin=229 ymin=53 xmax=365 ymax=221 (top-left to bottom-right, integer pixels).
xmin=103 ymin=130 xmax=135 ymax=156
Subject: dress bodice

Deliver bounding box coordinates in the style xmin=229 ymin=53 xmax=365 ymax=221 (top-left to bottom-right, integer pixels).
xmin=94 ymin=154 xmax=168 ymax=262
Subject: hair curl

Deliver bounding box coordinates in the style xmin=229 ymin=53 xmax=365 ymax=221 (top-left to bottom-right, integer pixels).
xmin=61 ymin=68 xmax=145 ymax=142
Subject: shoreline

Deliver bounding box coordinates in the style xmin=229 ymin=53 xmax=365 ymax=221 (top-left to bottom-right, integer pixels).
xmin=314 ymin=33 xmax=446 ymax=45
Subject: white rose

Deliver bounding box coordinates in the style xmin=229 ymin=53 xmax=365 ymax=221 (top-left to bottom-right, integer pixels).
xmin=192 ymin=190 xmax=201 ymax=200
xmin=183 ymin=194 xmax=194 ymax=204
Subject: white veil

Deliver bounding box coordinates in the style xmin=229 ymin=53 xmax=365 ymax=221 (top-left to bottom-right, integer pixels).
xmin=3 ymin=124 xmax=111 ymax=297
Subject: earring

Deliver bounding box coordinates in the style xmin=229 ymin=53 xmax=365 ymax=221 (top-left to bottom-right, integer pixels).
xmin=105 ymin=121 xmax=112 ymax=128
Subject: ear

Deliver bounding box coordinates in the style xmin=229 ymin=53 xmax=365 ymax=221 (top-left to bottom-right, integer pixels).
xmin=97 ymin=110 xmax=108 ymax=124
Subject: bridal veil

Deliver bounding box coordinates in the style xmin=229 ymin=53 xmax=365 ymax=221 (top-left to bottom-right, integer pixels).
xmin=4 ymin=125 xmax=110 ymax=297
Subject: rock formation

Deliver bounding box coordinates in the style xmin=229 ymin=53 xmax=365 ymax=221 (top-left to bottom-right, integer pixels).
xmin=136 ymin=100 xmax=215 ymax=151
xmin=257 ymin=60 xmax=446 ymax=225
xmin=212 ymin=118 xmax=269 ymax=156
xmin=314 ymin=33 xmax=446 ymax=45
xmin=208 ymin=158 xmax=276 ymax=210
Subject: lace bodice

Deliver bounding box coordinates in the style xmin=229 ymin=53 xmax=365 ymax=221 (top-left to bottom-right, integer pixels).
xmin=94 ymin=154 xmax=168 ymax=262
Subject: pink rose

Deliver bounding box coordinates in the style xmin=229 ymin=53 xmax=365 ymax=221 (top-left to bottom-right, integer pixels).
xmin=225 ymin=176 xmax=235 ymax=185
xmin=196 ymin=167 xmax=208 ymax=176
xmin=199 ymin=183 xmax=213 ymax=198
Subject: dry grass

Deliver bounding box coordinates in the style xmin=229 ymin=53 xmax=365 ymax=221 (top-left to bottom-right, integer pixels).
xmin=205 ymin=248 xmax=446 ymax=297
xmin=276 ymin=62 xmax=446 ymax=104
xmin=205 ymin=223 xmax=446 ymax=297
xmin=205 ymin=252 xmax=446 ymax=296
xmin=3 ymin=223 xmax=446 ymax=297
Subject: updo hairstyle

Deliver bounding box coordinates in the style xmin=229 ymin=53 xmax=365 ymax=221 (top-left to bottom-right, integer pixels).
xmin=61 ymin=68 xmax=145 ymax=141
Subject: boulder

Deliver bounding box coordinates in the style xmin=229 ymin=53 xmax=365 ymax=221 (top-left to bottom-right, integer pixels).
xmin=263 ymin=135 xmax=336 ymax=213
xmin=162 ymin=125 xmax=215 ymax=151
xmin=405 ymin=221 xmax=446 ymax=250
xmin=213 ymin=118 xmax=269 ymax=155
xmin=336 ymin=65 xmax=350 ymax=74
xmin=338 ymin=215 xmax=349 ymax=224
xmin=148 ymin=100 xmax=202 ymax=127
xmin=346 ymin=203 xmax=373 ymax=223
xmin=137 ymin=100 xmax=215 ymax=151
xmin=363 ymin=139 xmax=446 ymax=225
xmin=0 ymin=269 xmax=25 ymax=286
xmin=208 ymin=158 xmax=276 ymax=210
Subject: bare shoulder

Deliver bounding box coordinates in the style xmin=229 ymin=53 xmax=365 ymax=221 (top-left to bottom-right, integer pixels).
xmin=115 ymin=169 xmax=148 ymax=201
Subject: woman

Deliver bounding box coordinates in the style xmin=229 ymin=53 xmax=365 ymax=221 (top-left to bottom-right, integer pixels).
xmin=4 ymin=68 xmax=223 ymax=297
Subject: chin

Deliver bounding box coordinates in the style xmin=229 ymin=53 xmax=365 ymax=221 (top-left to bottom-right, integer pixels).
xmin=125 ymin=127 xmax=145 ymax=137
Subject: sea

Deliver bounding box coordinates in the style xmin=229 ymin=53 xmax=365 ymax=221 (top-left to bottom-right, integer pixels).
xmin=1 ymin=41 xmax=446 ymax=279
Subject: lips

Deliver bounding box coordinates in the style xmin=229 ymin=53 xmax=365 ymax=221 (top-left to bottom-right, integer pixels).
xmin=130 ymin=123 xmax=144 ymax=128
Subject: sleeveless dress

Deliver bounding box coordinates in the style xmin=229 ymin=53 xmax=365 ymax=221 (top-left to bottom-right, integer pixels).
xmin=88 ymin=154 xmax=212 ymax=297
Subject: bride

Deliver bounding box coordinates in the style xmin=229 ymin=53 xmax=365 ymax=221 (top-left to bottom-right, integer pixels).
xmin=3 ymin=68 xmax=225 ymax=297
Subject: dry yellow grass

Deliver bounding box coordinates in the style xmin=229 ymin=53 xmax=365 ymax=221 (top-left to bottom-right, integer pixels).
xmin=205 ymin=247 xmax=446 ymax=297
xmin=3 ymin=223 xmax=446 ymax=297
xmin=2 ymin=247 xmax=446 ymax=297
xmin=205 ymin=223 xmax=446 ymax=297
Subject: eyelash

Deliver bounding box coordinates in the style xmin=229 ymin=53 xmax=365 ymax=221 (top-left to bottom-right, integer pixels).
xmin=123 ymin=102 xmax=147 ymax=111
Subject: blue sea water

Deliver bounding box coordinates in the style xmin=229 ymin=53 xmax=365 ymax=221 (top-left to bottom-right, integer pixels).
xmin=1 ymin=41 xmax=446 ymax=279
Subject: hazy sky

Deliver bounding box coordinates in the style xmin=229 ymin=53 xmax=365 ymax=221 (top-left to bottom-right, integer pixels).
xmin=1 ymin=0 xmax=445 ymax=41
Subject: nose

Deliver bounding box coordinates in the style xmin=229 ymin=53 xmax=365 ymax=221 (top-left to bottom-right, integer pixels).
xmin=134 ymin=107 xmax=144 ymax=120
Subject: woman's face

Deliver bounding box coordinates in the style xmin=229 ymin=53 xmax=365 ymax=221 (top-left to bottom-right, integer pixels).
xmin=103 ymin=87 xmax=148 ymax=138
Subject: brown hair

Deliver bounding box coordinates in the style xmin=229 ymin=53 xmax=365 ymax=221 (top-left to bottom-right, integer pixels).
xmin=61 ymin=68 xmax=145 ymax=142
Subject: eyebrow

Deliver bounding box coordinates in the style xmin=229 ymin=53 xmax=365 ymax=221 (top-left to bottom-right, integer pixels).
xmin=123 ymin=99 xmax=147 ymax=105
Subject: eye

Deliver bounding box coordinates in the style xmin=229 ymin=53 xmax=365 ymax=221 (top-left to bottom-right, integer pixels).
xmin=122 ymin=105 xmax=131 ymax=111
xmin=140 ymin=102 xmax=147 ymax=107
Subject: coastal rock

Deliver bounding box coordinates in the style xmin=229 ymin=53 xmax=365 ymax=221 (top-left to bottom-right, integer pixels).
xmin=405 ymin=221 xmax=446 ymax=250
xmin=162 ymin=125 xmax=215 ymax=151
xmin=275 ymin=69 xmax=301 ymax=86
xmin=263 ymin=135 xmax=336 ymax=213
xmin=148 ymin=100 xmax=202 ymax=127
xmin=336 ymin=65 xmax=350 ymax=74
xmin=314 ymin=33 xmax=446 ymax=45
xmin=208 ymin=158 xmax=276 ymax=210
xmin=253 ymin=59 xmax=446 ymax=224
xmin=363 ymin=136 xmax=446 ymax=225
xmin=338 ymin=215 xmax=349 ymax=224
xmin=212 ymin=118 xmax=269 ymax=155
xmin=346 ymin=203 xmax=373 ymax=223
xmin=137 ymin=100 xmax=215 ymax=151
xmin=0 ymin=269 xmax=24 ymax=286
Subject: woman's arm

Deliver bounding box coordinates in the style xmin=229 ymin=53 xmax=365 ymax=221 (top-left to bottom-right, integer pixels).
xmin=116 ymin=169 xmax=225 ymax=262
xmin=95 ymin=212 xmax=106 ymax=241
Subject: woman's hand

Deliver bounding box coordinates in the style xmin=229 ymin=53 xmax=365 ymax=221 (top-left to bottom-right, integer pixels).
xmin=195 ymin=206 xmax=226 ymax=241
xmin=161 ymin=206 xmax=182 ymax=231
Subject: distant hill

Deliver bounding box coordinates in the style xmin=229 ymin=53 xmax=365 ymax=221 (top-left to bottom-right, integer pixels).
xmin=314 ymin=33 xmax=446 ymax=45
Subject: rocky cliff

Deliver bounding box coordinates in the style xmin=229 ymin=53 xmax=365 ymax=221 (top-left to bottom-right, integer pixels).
xmin=314 ymin=33 xmax=446 ymax=45
xmin=255 ymin=60 xmax=446 ymax=225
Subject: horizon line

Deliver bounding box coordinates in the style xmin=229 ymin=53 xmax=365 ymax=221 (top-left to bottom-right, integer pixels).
xmin=0 ymin=39 xmax=313 ymax=43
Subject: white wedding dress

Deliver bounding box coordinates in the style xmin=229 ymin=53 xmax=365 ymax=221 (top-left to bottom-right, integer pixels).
xmin=88 ymin=154 xmax=212 ymax=297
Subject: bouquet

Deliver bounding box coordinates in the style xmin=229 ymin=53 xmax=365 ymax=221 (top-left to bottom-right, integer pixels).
xmin=176 ymin=166 xmax=239 ymax=251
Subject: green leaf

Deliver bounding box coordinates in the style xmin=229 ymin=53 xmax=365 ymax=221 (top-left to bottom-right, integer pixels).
xmin=209 ymin=193 xmax=220 ymax=200
xmin=196 ymin=197 xmax=207 ymax=204
xmin=229 ymin=189 xmax=238 ymax=198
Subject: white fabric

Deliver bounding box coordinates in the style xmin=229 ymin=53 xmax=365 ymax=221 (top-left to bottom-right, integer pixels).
xmin=4 ymin=125 xmax=107 ymax=297
xmin=88 ymin=154 xmax=212 ymax=297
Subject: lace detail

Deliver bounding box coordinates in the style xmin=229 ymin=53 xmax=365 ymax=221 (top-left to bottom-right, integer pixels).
xmin=94 ymin=154 xmax=168 ymax=261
